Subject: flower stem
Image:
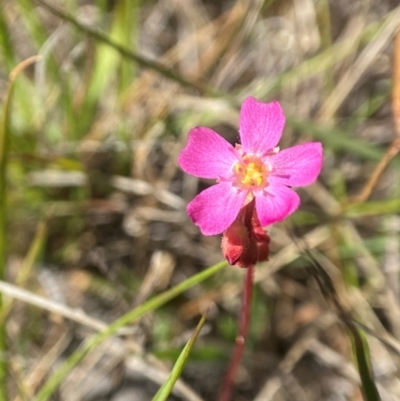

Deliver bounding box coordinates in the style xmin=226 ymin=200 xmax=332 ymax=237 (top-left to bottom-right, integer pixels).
xmin=218 ymin=264 xmax=254 ymax=401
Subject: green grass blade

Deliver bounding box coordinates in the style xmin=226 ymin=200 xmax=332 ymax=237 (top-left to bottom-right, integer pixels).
xmin=152 ymin=314 xmax=207 ymax=401
xmin=91 ymin=0 xmax=139 ymax=98
xmin=288 ymin=118 xmax=391 ymax=162
xmin=349 ymin=327 xmax=381 ymax=401
xmin=16 ymin=0 xmax=48 ymax=47
xmin=34 ymin=260 xmax=227 ymax=401
xmin=86 ymin=6 xmax=125 ymax=106
xmin=0 ymin=8 xmax=15 ymax=70
xmin=344 ymin=198 xmax=400 ymax=218
xmin=17 ymin=220 xmax=47 ymax=285
xmin=0 ymin=220 xmax=47 ymax=325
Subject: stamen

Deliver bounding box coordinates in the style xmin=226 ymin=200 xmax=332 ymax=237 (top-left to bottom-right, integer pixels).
xmin=233 ymin=154 xmax=269 ymax=189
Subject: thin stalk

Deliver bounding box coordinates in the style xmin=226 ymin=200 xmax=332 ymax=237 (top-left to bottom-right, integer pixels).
xmin=218 ymin=265 xmax=254 ymax=401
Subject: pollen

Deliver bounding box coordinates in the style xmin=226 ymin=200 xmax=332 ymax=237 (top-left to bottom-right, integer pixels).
xmin=234 ymin=155 xmax=268 ymax=189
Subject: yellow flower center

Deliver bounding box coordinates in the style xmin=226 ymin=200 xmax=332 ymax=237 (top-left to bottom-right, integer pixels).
xmin=234 ymin=155 xmax=268 ymax=189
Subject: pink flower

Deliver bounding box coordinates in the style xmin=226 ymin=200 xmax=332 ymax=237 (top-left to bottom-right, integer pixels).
xmin=178 ymin=97 xmax=323 ymax=236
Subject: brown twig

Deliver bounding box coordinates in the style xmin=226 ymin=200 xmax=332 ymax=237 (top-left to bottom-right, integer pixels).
xmin=350 ymin=137 xmax=400 ymax=203
xmin=350 ymin=28 xmax=400 ymax=204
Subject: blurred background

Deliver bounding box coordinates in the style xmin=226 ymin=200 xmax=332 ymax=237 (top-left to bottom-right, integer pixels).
xmin=1 ymin=0 xmax=400 ymax=400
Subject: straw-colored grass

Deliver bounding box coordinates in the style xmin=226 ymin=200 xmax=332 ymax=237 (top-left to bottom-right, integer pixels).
xmin=0 ymin=0 xmax=400 ymax=400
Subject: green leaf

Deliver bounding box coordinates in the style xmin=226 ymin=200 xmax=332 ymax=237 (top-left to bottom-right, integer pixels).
xmin=152 ymin=314 xmax=207 ymax=401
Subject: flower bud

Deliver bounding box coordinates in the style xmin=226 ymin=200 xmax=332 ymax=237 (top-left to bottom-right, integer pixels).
xmin=221 ymin=221 xmax=249 ymax=266
xmin=221 ymin=199 xmax=269 ymax=267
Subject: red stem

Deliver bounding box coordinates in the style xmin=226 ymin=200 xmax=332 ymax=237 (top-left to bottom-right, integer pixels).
xmin=218 ymin=264 xmax=254 ymax=401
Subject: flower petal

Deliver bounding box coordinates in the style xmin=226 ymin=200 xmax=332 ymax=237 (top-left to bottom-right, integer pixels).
xmin=178 ymin=127 xmax=238 ymax=179
xmin=255 ymin=184 xmax=300 ymax=226
xmin=187 ymin=182 xmax=247 ymax=235
xmin=239 ymin=97 xmax=285 ymax=154
xmin=270 ymin=142 xmax=323 ymax=186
